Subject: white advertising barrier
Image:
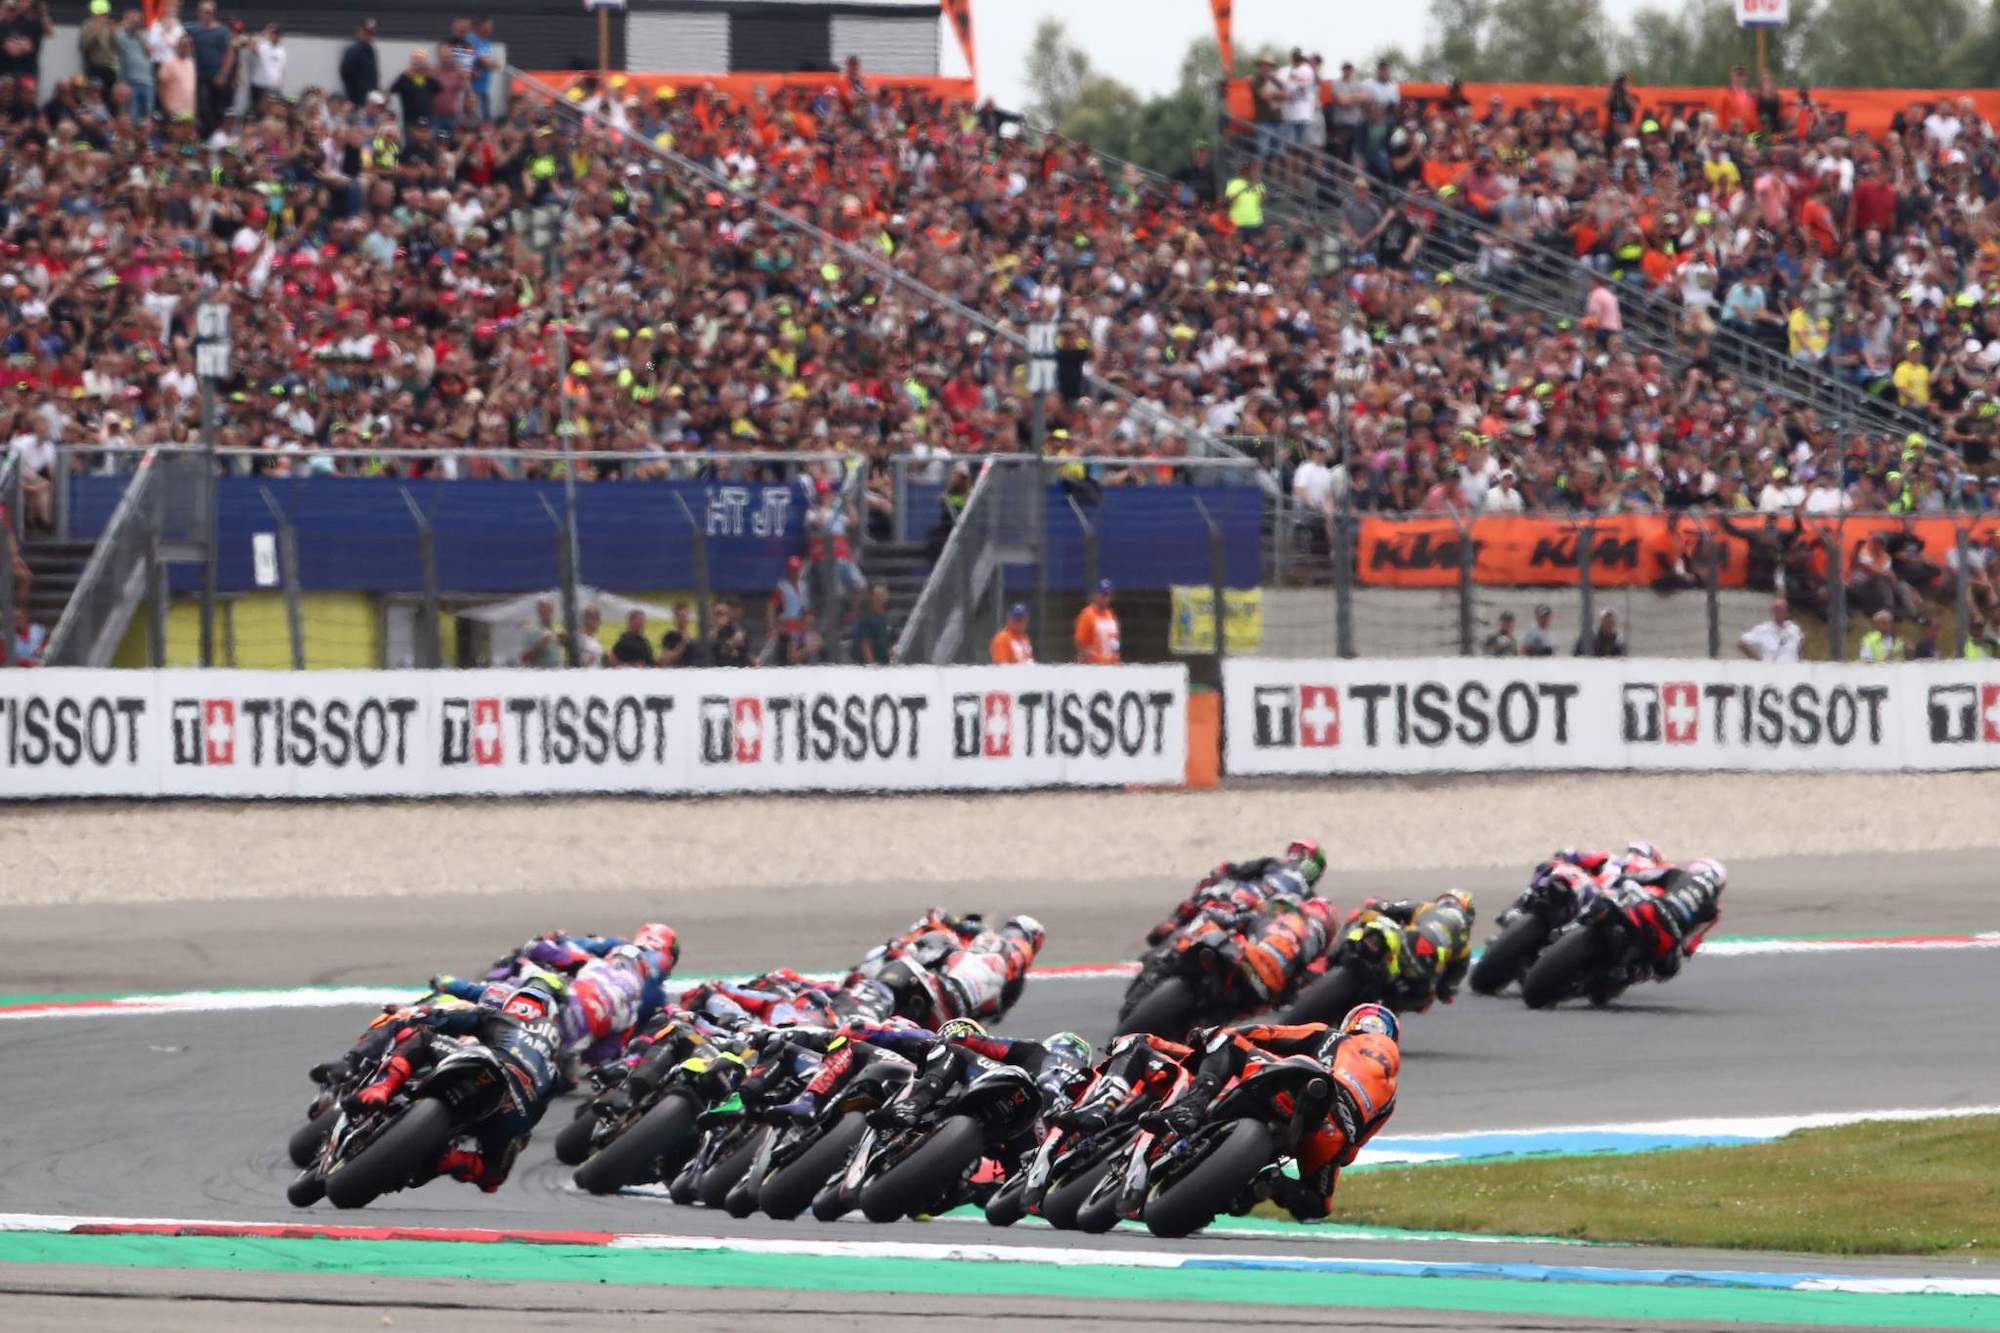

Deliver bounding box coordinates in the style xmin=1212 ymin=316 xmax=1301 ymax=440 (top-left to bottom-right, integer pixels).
xmin=0 ymin=665 xmax=1187 ymax=800
xmin=1223 ymin=657 xmax=2000 ymax=775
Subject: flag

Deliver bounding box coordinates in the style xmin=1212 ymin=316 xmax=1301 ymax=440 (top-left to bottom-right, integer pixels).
xmin=942 ymin=0 xmax=977 ymax=84
xmin=1211 ymin=0 xmax=1234 ymax=78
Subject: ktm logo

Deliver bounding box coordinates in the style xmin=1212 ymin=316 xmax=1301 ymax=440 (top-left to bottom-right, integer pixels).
xmin=1529 ymin=535 xmax=1640 ymax=570
xmin=1367 ymin=532 xmax=1477 ymax=572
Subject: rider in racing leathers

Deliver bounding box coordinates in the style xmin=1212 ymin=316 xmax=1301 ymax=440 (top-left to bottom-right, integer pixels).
xmin=347 ymin=975 xmax=567 ymax=1193
xmin=1237 ymin=894 xmax=1339 ymax=1005
xmin=1615 ymin=857 xmax=1727 ymax=980
xmin=438 ymin=924 xmax=679 ymax=1067
xmin=1146 ymin=840 xmax=1329 ymax=946
xmin=847 ymin=909 xmax=986 ymax=985
xmin=1155 ymin=1004 xmax=1400 ymax=1222
xmin=866 ymin=1019 xmax=1094 ymax=1171
xmin=933 ymin=916 xmax=1043 ymax=1022
xmin=1342 ymin=890 xmax=1476 ymax=1010
xmin=1051 ymin=1031 xmax=1195 ymax=1135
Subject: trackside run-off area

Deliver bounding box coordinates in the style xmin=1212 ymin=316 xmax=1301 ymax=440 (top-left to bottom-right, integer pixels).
xmin=1 ymin=782 xmax=1998 ymax=1330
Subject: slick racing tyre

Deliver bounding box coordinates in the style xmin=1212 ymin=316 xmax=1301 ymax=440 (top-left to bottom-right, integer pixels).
xmin=858 ymin=1115 xmax=986 ymax=1223
xmin=325 ymin=1099 xmax=455 ymax=1210
xmin=1469 ymin=916 xmax=1551 ymax=996
xmin=573 ymin=1093 xmax=698 ymax=1196
xmin=1142 ymin=1119 xmax=1273 ymax=1239
xmin=1521 ymin=927 xmax=1606 ymax=1010
xmin=1115 ymin=977 xmax=1197 ymax=1041
xmin=760 ymin=1113 xmax=868 ymax=1221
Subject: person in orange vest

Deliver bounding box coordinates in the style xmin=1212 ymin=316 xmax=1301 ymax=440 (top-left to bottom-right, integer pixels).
xmin=991 ymin=602 xmax=1034 ymax=664
xmin=1073 ymin=578 xmax=1121 ymax=664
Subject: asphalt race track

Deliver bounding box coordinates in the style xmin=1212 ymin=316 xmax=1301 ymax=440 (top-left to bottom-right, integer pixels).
xmin=2 ymin=848 xmax=1996 ymax=1329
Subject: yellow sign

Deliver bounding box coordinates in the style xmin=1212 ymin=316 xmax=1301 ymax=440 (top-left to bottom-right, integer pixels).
xmin=1170 ymin=586 xmax=1263 ymax=654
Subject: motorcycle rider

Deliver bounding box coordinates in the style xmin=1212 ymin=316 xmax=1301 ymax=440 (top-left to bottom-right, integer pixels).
xmin=680 ymin=968 xmax=840 ymax=1030
xmin=346 ymin=975 xmax=567 ymax=1193
xmin=1147 ymin=839 xmax=1328 ymax=945
xmin=848 ymin=908 xmax=985 ymax=985
xmin=868 ymin=1019 xmax=1093 ymax=1157
xmin=439 ymin=924 xmax=679 ymax=1067
xmin=935 ymin=916 xmax=1044 ymax=1022
xmin=1617 ymin=857 xmax=1727 ymax=980
xmin=1155 ymin=1003 xmax=1401 ymax=1222
xmin=1237 ymin=894 xmax=1339 ymax=1005
xmin=1052 ymin=1031 xmax=1195 ymax=1135
xmin=1553 ymin=840 xmax=1668 ymax=882
xmin=1343 ymin=890 xmax=1476 ymax=1011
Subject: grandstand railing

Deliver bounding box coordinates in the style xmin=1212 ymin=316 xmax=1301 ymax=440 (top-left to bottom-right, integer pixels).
xmin=1223 ymin=117 xmax=1937 ymax=446
xmin=893 ymin=458 xmax=1008 ymax=665
xmin=44 ymin=447 xmax=182 ymax=668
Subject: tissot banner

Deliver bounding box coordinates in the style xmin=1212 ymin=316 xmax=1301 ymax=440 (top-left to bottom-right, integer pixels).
xmin=0 ymin=666 xmax=1186 ymax=800
xmin=1223 ymin=658 xmax=2000 ymax=775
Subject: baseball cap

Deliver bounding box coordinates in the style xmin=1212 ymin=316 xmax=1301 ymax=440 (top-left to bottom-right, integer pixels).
xmin=1095 ymin=578 xmax=1115 ymax=595
xmin=1007 ymin=602 xmax=1028 ymax=619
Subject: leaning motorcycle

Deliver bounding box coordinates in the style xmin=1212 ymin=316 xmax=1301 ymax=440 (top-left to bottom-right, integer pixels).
xmin=1279 ymin=916 xmax=1401 ymax=1026
xmin=1468 ymin=863 xmax=1594 ymax=996
xmin=1117 ymin=919 xmax=1259 ymax=1041
xmin=571 ymin=1036 xmax=746 ymax=1195
xmin=1519 ymin=881 xmax=1663 ymax=1009
xmin=988 ymin=1055 xmax=1192 ymax=1232
xmin=725 ymin=1047 xmax=916 ymax=1220
xmin=1094 ymin=1052 xmax=1339 ymax=1238
xmin=816 ymin=1061 xmax=1042 ymax=1224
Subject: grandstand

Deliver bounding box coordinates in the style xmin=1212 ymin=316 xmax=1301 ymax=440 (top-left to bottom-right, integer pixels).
xmin=3 ymin=1 xmax=1996 ymax=670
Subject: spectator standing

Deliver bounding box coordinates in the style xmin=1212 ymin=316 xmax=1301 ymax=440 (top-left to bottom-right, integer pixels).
xmin=1250 ymin=55 xmax=1282 ymax=154
xmin=1074 ymin=578 xmax=1122 ymax=664
xmin=610 ymin=609 xmax=655 ymax=667
xmin=143 ymin=0 xmax=182 ymax=65
xmin=114 ymin=9 xmax=152 ymax=121
xmin=991 ymin=602 xmax=1033 ymax=664
xmin=430 ymin=39 xmax=466 ymax=136
xmin=1482 ymin=611 xmax=1519 ymax=657
xmin=389 ymin=48 xmax=435 ymax=128
xmin=1327 ymin=61 xmax=1366 ymax=162
xmin=658 ymin=604 xmax=696 ymax=666
xmin=1585 ymin=274 xmax=1622 ymax=346
xmin=1 ymin=0 xmax=50 ymax=84
xmin=853 ymin=583 xmax=892 ymax=665
xmin=1857 ymin=610 xmax=1904 ymax=663
xmin=1576 ymin=608 xmax=1626 ymax=657
xmin=1224 ymin=158 xmax=1267 ymax=235
xmin=248 ymin=23 xmax=284 ymax=109
xmin=1522 ymin=603 xmax=1555 ymax=656
xmin=519 ymin=596 xmax=562 ymax=668
xmin=1893 ymin=342 xmax=1931 ymax=410
xmin=1280 ymin=49 xmax=1319 ymax=147
xmin=770 ymin=555 xmax=809 ymax=652
xmin=709 ymin=598 xmax=749 ymax=668
xmin=1362 ymin=58 xmax=1398 ymax=110
xmin=339 ymin=17 xmax=379 ymax=107
xmin=466 ymin=15 xmax=498 ymax=121
xmin=12 ymin=608 xmax=44 ymax=667
xmin=187 ymin=0 xmax=232 ymax=137
xmin=1739 ymin=597 xmax=1803 ymax=662
xmin=569 ymin=604 xmax=605 ymax=667
xmin=1483 ymin=467 xmax=1525 ymax=512
xmin=78 ymin=0 xmax=119 ymax=101
xmin=156 ymin=30 xmax=195 ymax=121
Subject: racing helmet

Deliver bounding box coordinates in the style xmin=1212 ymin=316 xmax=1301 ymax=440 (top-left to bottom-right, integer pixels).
xmin=1340 ymin=1002 xmax=1400 ymax=1043
xmin=1286 ymin=838 xmax=1328 ymax=887
xmin=1301 ymin=897 xmax=1338 ymax=928
xmin=938 ymin=1017 xmax=987 ymax=1042
xmin=502 ymin=975 xmax=561 ymax=1023
xmin=1687 ymin=857 xmax=1728 ymax=894
xmin=1044 ymin=1031 xmax=1092 ymax=1065
xmin=1004 ymin=914 xmax=1046 ymax=955
xmin=633 ymin=922 xmax=680 ymax=966
xmin=1625 ymin=840 xmax=1662 ymax=864
xmin=612 ymin=943 xmax=670 ymax=983
xmin=516 ymin=963 xmax=567 ymax=995
xmin=1437 ymin=889 xmax=1476 ymax=920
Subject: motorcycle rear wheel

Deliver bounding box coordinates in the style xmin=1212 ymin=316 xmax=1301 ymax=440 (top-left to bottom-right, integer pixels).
xmin=1115 ymin=977 xmax=1197 ymax=1041
xmin=553 ymin=1105 xmax=599 ymax=1166
xmin=573 ymin=1093 xmax=697 ymax=1196
xmin=1043 ymin=1154 xmax=1121 ymax=1232
xmin=1143 ymin=1119 xmax=1274 ymax=1239
xmin=761 ymin=1113 xmax=867 ymax=1221
xmin=287 ymin=1107 xmax=334 ymax=1168
xmin=1280 ymin=962 xmax=1369 ymax=1027
xmin=859 ymin=1115 xmax=986 ymax=1223
xmin=325 ymin=1099 xmax=455 ymax=1210
xmin=1469 ymin=916 xmax=1551 ymax=996
xmin=697 ymin=1128 xmax=768 ymax=1209
xmin=1521 ymin=927 xmax=1605 ymax=1010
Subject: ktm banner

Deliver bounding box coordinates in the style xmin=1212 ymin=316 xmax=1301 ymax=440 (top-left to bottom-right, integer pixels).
xmin=1224 ymin=79 xmax=2000 ymax=139
xmin=516 ymin=71 xmax=978 ymax=105
xmin=1359 ymin=515 xmax=2000 ymax=589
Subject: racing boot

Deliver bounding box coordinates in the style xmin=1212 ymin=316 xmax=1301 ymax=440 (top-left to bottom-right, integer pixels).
xmin=346 ymin=1054 xmax=411 ymax=1110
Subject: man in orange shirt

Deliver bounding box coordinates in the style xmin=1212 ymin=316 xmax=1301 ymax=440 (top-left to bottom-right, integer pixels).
xmin=990 ymin=602 xmax=1033 ymax=664
xmin=1073 ymin=579 xmax=1122 ymax=664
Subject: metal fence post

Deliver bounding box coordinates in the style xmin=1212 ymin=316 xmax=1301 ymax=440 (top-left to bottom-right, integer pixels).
xmin=1955 ymin=525 xmax=1973 ymax=658
xmin=1825 ymin=521 xmax=1846 ymax=662
xmin=258 ymin=486 xmax=305 ymax=671
xmin=537 ymin=493 xmax=582 ymax=666
xmin=1455 ymin=512 xmax=1475 ymax=656
xmin=955 ymin=499 xmax=976 ymax=666
xmin=1703 ymin=519 xmax=1721 ymax=659
xmin=0 ymin=516 xmax=15 ymax=667
xmin=146 ymin=531 xmax=167 ymax=667
xmin=671 ymin=492 xmax=712 ymax=650
xmin=1193 ymin=496 xmax=1226 ymax=660
xmin=1333 ymin=504 xmax=1355 ymax=659
xmin=1577 ymin=523 xmax=1596 ymax=651
xmin=400 ymin=488 xmax=441 ymax=669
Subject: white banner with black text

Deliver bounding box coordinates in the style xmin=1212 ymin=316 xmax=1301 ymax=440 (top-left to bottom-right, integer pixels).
xmin=1223 ymin=657 xmax=2000 ymax=775
xmin=0 ymin=665 xmax=1188 ymax=799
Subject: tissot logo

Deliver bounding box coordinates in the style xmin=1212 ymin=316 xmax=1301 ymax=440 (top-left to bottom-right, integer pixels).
xmin=1253 ymin=679 xmax=1575 ymax=749
xmin=173 ymin=696 xmax=420 ymax=767
xmin=702 ymin=692 xmax=929 ymax=765
xmin=441 ymin=697 xmax=505 ymax=766
xmin=171 ymin=698 xmax=237 ymax=765
xmin=950 ymin=688 xmax=1172 ymax=760
xmin=441 ymin=695 xmax=674 ymax=767
xmin=1926 ymin=683 xmax=2000 ymax=744
xmin=1620 ymin=682 xmax=1699 ymax=744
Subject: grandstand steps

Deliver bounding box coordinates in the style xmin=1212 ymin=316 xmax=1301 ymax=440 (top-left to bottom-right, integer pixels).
xmin=859 ymin=540 xmax=931 ymax=648
xmin=19 ymin=540 xmax=93 ymax=633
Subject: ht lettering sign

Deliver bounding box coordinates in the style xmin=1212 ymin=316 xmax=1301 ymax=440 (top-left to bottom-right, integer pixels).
xmin=951 ymin=688 xmax=1177 ymax=760
xmin=699 ymin=691 xmax=928 ymax=765
xmin=1925 ymin=683 xmax=2000 ymax=745
xmin=440 ymin=695 xmax=676 ymax=767
xmin=171 ymin=695 xmax=419 ymax=767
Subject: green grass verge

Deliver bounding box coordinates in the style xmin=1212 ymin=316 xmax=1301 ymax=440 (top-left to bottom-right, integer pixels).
xmin=1333 ymin=1115 xmax=2000 ymax=1256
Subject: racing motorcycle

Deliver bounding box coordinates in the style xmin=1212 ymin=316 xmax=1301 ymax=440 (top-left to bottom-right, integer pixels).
xmin=985 ymin=1047 xmax=1193 ymax=1232
xmin=1279 ymin=914 xmax=1402 ymax=1026
xmin=1468 ymin=861 xmax=1596 ymax=996
xmin=1117 ymin=917 xmax=1260 ymax=1041
xmin=571 ymin=1027 xmax=748 ymax=1195
xmin=1518 ymin=879 xmax=1671 ymax=1009
xmin=719 ymin=1044 xmax=917 ymax=1220
xmin=289 ymin=1040 xmax=523 ymax=1210
xmin=843 ymin=930 xmax=960 ymax=1027
xmin=814 ymin=1060 xmax=1042 ymax=1224
xmin=1087 ymin=1049 xmax=1340 ymax=1238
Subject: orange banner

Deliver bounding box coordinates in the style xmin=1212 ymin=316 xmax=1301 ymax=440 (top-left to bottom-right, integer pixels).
xmin=1359 ymin=514 xmax=2000 ymax=590
xmin=941 ymin=0 xmax=977 ymax=84
xmin=1226 ymin=79 xmax=2000 ymax=139
xmin=515 ymin=71 xmax=978 ymax=106
xmin=1210 ymin=0 xmax=1234 ymax=86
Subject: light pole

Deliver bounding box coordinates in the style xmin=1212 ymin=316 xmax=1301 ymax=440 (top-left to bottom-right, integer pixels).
xmin=529 ymin=198 xmax=584 ymax=665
